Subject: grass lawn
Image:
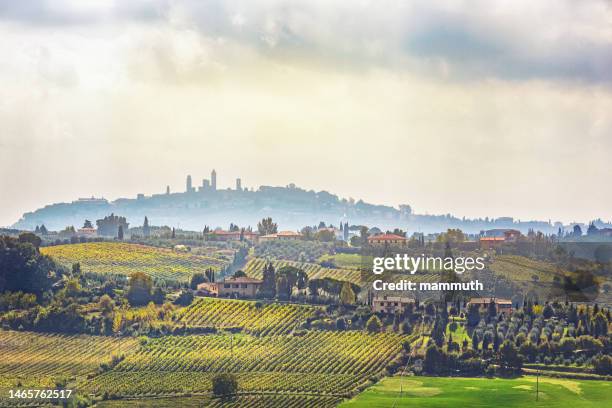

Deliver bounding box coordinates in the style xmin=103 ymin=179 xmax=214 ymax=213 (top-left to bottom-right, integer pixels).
xmin=339 ymin=376 xmax=611 ymax=408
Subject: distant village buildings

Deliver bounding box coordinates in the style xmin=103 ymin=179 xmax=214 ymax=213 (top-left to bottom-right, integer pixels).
xmin=259 ymin=231 xmax=303 ymax=242
xmin=206 ymin=229 xmax=259 ymax=242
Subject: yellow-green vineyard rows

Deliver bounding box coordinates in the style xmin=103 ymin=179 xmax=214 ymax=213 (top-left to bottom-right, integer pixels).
xmin=83 ymin=331 xmax=406 ymax=398
xmin=174 ymin=298 xmax=316 ymax=336
xmin=0 ymin=330 xmax=138 ymax=404
xmin=490 ymin=255 xmax=565 ymax=283
xmin=41 ymin=242 xmax=226 ymax=283
xmin=244 ymin=258 xmax=362 ymax=284
xmin=97 ymin=394 xmax=344 ymax=408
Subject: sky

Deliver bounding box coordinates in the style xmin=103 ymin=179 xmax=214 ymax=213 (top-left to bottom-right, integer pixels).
xmin=1 ymin=0 xmax=612 ymax=227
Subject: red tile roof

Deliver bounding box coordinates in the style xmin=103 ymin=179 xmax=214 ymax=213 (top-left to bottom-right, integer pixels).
xmin=368 ymin=233 xmax=407 ymax=241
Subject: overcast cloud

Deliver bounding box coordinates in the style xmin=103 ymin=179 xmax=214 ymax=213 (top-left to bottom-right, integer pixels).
xmin=1 ymin=0 xmax=611 ymax=226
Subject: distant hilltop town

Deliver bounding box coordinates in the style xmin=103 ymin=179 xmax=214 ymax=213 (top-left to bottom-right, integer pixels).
xmin=11 ymin=169 xmax=612 ymax=235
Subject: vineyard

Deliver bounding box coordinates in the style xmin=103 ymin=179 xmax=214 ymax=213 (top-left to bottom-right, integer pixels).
xmin=97 ymin=394 xmax=344 ymax=408
xmin=253 ymin=240 xmax=333 ymax=262
xmin=83 ymin=331 xmax=407 ymax=398
xmin=244 ymin=258 xmax=362 ymax=284
xmin=490 ymin=255 xmax=565 ymax=283
xmin=41 ymin=242 xmax=226 ymax=283
xmin=0 ymin=330 xmax=138 ymax=405
xmin=175 ymin=298 xmax=316 ymax=335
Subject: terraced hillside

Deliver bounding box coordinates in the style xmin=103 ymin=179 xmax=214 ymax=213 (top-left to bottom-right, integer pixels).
xmin=42 ymin=242 xmax=226 ymax=283
xmin=175 ymin=297 xmax=316 ymax=335
xmin=244 ymin=258 xmax=362 ymax=284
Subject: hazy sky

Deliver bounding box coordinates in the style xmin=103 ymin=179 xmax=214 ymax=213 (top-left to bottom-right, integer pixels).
xmin=1 ymin=0 xmax=612 ymax=227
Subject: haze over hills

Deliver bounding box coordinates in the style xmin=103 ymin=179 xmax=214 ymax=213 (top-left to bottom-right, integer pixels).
xmin=14 ymin=172 xmax=610 ymax=235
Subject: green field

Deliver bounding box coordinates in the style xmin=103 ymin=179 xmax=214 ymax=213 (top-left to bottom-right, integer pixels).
xmin=41 ymin=242 xmax=226 ymax=283
xmin=340 ymin=376 xmax=612 ymax=408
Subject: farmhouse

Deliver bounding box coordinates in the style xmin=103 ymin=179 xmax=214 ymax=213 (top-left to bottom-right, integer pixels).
xmin=367 ymin=233 xmax=407 ymax=245
xmin=372 ymin=295 xmax=414 ymax=314
xmin=480 ymin=229 xmax=521 ymax=249
xmin=196 ymin=276 xmax=264 ymax=298
xmin=259 ymin=231 xmax=303 ymax=242
xmin=479 ymin=236 xmax=505 ymax=249
xmin=467 ymin=297 xmax=513 ymax=314
xmin=219 ymin=276 xmax=263 ymax=298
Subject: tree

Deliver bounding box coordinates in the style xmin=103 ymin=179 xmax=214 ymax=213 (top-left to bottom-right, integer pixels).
xmin=211 ymin=373 xmax=238 ymax=397
xmin=233 ymin=270 xmax=247 ymax=278
xmin=257 ymin=217 xmax=278 ymax=236
xmin=467 ymin=303 xmax=481 ymax=327
xmin=499 ymin=340 xmax=522 ymax=371
xmin=174 ymin=290 xmax=194 ymax=306
xmin=259 ymin=263 xmax=276 ymax=298
xmin=0 ymin=235 xmax=61 ymax=295
xmin=39 ymin=225 xmax=48 ymax=235
xmin=126 ymin=272 xmax=153 ymax=306
xmin=593 ymin=354 xmax=612 ymax=375
xmin=543 ymin=304 xmax=554 ymax=319
xmin=471 ymin=332 xmax=479 ymax=350
xmin=18 ymin=232 xmax=41 ymax=249
xmin=424 ymin=344 xmax=446 ymax=374
xmin=99 ymin=295 xmax=114 ymax=314
xmin=315 ymin=229 xmax=335 ymax=242
xmin=366 ymin=315 xmax=382 ymax=333
xmin=117 ymin=225 xmax=124 ymax=240
xmin=487 ymin=299 xmax=497 ymax=321
xmin=83 ymin=220 xmax=93 ymax=229
xmin=143 ymin=216 xmax=150 ymax=237
xmin=340 ymin=281 xmax=356 ymax=305
xmin=276 ymin=275 xmax=290 ymax=301
xmin=190 ymin=273 xmax=206 ymax=289
xmin=205 ymin=268 xmax=215 ymax=283
xmin=151 ymin=287 xmax=165 ymax=305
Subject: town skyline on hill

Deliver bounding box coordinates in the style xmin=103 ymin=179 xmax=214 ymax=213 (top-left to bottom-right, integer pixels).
xmin=1 ymin=1 xmax=611 ymax=227
xmin=8 ymin=170 xmax=612 ymax=235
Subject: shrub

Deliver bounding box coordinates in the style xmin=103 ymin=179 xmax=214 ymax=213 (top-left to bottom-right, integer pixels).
xmin=211 ymin=373 xmax=238 ymax=397
xmin=365 ymin=315 xmax=382 ymax=333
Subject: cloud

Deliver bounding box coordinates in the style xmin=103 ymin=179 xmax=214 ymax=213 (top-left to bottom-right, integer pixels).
xmin=1 ymin=1 xmax=611 ymax=83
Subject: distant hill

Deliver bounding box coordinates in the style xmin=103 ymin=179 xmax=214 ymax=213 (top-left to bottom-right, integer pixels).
xmin=13 ymin=184 xmax=562 ymax=234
